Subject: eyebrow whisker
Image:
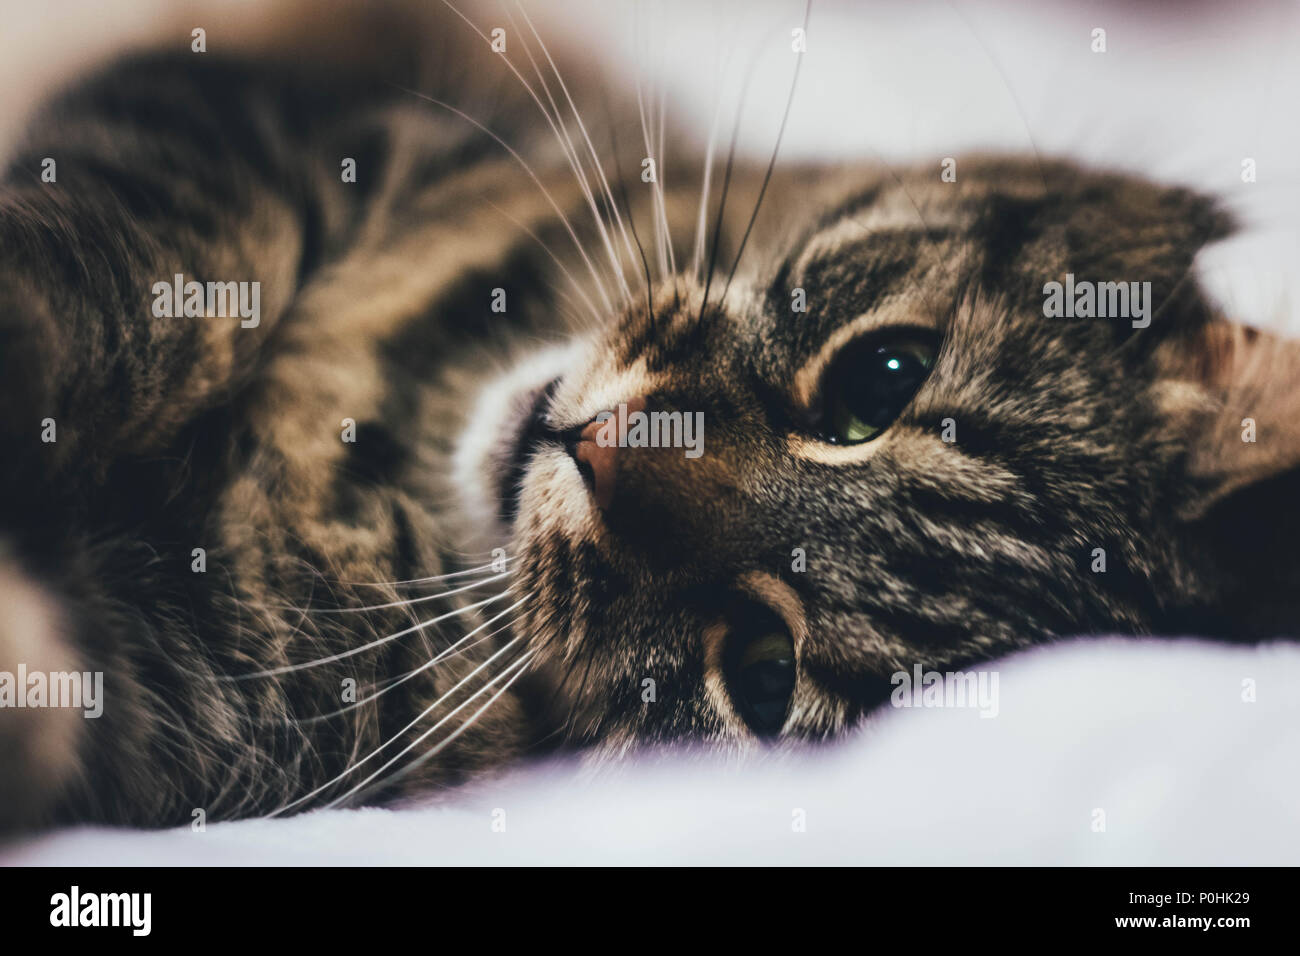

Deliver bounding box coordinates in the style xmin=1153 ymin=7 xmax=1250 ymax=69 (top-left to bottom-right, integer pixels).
xmin=718 ymin=0 xmax=812 ymax=313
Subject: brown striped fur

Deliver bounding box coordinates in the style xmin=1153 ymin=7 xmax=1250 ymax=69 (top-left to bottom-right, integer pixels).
xmin=1 ymin=3 xmax=1296 ymax=831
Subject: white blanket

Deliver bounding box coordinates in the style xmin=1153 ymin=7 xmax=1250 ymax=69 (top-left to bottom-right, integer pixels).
xmin=6 ymin=637 xmax=1297 ymax=865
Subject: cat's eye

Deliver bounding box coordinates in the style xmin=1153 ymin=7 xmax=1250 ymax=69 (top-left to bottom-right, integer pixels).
xmin=818 ymin=331 xmax=937 ymax=444
xmin=725 ymin=622 xmax=796 ymax=737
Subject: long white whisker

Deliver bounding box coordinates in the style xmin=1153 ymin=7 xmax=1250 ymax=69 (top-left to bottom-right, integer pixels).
xmin=348 ymin=559 xmax=512 ymax=588
xmin=394 ymin=83 xmax=615 ymax=315
xmin=544 ymin=275 xmax=604 ymax=335
xmin=326 ymin=650 xmax=536 ymax=809
xmin=632 ymin=2 xmax=668 ymax=281
xmin=269 ymin=612 xmax=533 ymax=816
xmin=278 ymin=571 xmax=511 ymax=615
xmin=654 ymin=67 xmax=676 ymax=278
xmin=380 ymin=651 xmax=536 ymax=789
xmin=481 ymin=198 xmax=604 ymax=325
xmin=224 ymin=591 xmax=515 ymax=680
xmin=296 ymin=598 xmax=528 ymax=724
xmin=514 ymin=2 xmax=642 ymax=299
xmin=601 ymin=99 xmax=656 ymax=319
xmin=506 ymin=3 xmax=632 ymax=305
xmin=435 ymin=0 xmax=624 ymax=307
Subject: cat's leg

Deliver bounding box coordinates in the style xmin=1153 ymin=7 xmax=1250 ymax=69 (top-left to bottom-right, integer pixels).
xmin=0 ymin=50 xmax=389 ymax=829
xmin=0 ymin=554 xmax=84 ymax=832
xmin=0 ymin=54 xmax=341 ymax=490
xmin=0 ymin=41 xmax=592 ymax=827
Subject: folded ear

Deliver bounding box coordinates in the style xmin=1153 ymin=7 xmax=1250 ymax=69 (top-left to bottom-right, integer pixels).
xmin=1152 ymin=317 xmax=1300 ymax=635
xmin=1153 ymin=318 xmax=1300 ymax=518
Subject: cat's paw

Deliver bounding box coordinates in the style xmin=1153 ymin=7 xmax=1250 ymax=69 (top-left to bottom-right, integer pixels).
xmin=0 ymin=549 xmax=84 ymax=833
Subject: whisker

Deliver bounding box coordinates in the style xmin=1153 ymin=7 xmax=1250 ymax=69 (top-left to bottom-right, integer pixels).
xmin=435 ymin=0 xmax=626 ymax=305
xmin=631 ymin=1 xmax=670 ymax=282
xmin=268 ymin=609 xmax=533 ymax=816
xmin=634 ymin=73 xmax=665 ymax=279
xmin=697 ymin=13 xmax=780 ymax=324
xmin=275 ymin=571 xmax=511 ymax=616
xmin=514 ymin=2 xmax=643 ymax=302
xmin=719 ymin=0 xmax=812 ymax=311
xmin=331 ymin=650 xmax=537 ymax=807
xmin=481 ymin=198 xmax=605 ymax=325
xmin=603 ymin=91 xmax=655 ymax=321
xmin=346 ymin=559 xmax=508 ymax=588
xmin=542 ymin=274 xmax=604 ymax=336
xmin=223 ymin=590 xmax=515 ymax=681
xmin=295 ymin=599 xmax=527 ymax=724
xmin=505 ymin=4 xmax=631 ymax=304
xmin=393 ymin=82 xmax=616 ymax=315
xmin=654 ymin=65 xmax=677 ymax=278
xmin=691 ymin=31 xmax=734 ymax=280
xmin=699 ymin=103 xmax=743 ymax=323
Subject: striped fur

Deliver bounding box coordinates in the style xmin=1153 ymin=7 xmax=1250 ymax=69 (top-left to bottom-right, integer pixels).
xmin=509 ymin=160 xmax=1299 ymax=760
xmin=1 ymin=7 xmax=1295 ymax=830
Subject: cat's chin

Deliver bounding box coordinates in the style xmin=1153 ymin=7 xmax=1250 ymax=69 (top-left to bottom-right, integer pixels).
xmin=452 ymin=343 xmax=585 ymax=547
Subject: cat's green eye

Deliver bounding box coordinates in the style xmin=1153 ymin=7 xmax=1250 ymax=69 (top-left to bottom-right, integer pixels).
xmin=820 ymin=333 xmax=937 ymax=444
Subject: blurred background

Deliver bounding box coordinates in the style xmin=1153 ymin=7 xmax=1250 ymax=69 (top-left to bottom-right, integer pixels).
xmin=2 ymin=0 xmax=1296 ymax=328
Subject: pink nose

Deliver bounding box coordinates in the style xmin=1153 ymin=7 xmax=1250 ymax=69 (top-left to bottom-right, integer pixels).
xmin=572 ymin=395 xmax=647 ymax=509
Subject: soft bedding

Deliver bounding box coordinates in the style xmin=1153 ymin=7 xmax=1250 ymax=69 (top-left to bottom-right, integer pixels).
xmin=6 ymin=638 xmax=1296 ymax=866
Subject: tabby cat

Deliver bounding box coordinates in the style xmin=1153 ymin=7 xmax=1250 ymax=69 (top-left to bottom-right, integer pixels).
xmin=1 ymin=2 xmax=1296 ymax=831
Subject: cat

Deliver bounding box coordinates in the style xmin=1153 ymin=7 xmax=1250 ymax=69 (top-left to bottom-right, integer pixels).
xmin=1 ymin=1 xmax=1296 ymax=832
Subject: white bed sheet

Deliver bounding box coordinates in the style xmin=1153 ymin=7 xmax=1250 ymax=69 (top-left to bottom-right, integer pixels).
xmin=6 ymin=637 xmax=1297 ymax=866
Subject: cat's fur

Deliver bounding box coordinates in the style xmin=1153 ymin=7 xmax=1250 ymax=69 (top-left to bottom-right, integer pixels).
xmin=1 ymin=3 xmax=1296 ymax=831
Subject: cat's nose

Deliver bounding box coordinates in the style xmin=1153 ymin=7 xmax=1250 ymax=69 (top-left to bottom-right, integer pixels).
xmin=570 ymin=395 xmax=648 ymax=509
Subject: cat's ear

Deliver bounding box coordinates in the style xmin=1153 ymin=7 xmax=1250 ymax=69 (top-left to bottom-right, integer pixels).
xmin=1153 ymin=317 xmax=1300 ymax=520
xmin=1060 ymin=178 xmax=1235 ymax=342
xmin=1152 ymin=317 xmax=1300 ymax=635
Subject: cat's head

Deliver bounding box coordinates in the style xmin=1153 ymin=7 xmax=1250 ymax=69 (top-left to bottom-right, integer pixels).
xmin=459 ymin=157 xmax=1300 ymax=752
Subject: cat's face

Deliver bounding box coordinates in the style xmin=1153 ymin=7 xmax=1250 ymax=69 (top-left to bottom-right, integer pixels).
xmin=460 ymin=158 xmax=1250 ymax=753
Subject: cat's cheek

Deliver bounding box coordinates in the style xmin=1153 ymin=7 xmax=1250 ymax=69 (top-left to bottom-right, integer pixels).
xmin=506 ymin=450 xmax=604 ymax=659
xmin=511 ymin=457 xmax=597 ymax=615
xmin=514 ymin=450 xmax=600 ymax=543
xmin=450 ymin=343 xmax=585 ymax=542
